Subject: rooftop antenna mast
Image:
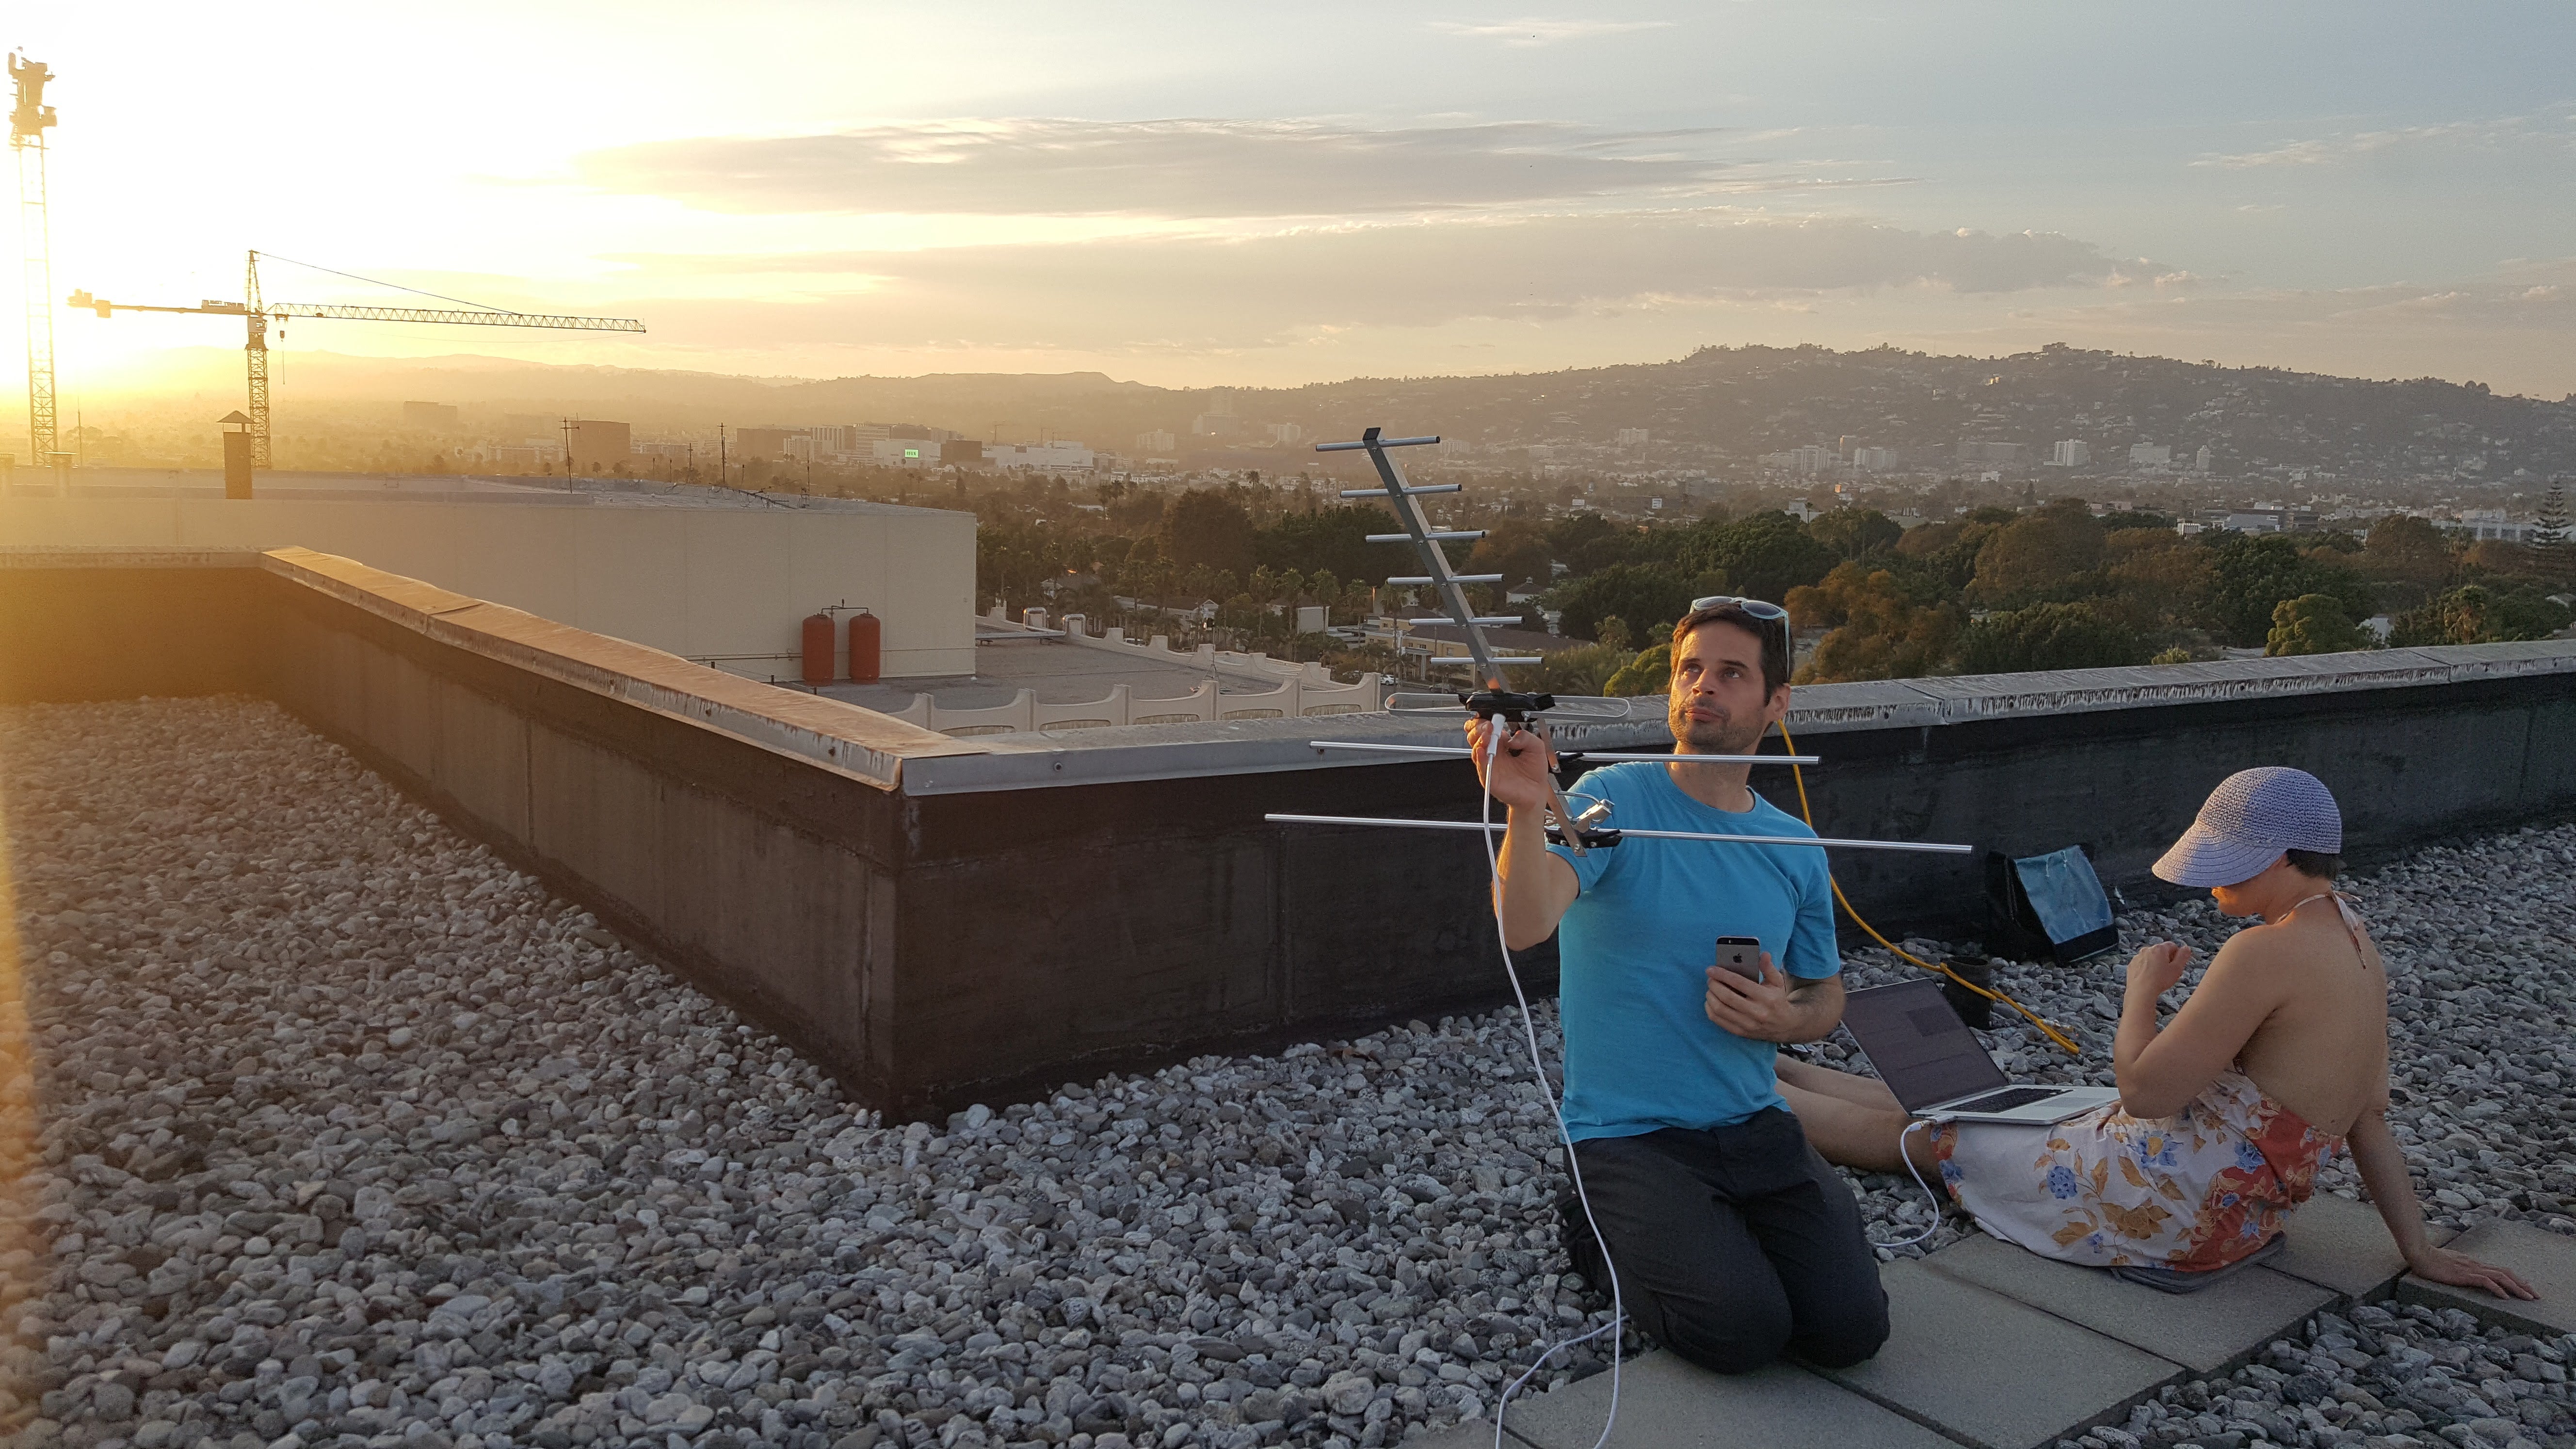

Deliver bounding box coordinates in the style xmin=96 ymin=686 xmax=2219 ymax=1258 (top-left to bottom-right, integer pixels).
xmin=10 ymin=51 xmax=59 ymax=474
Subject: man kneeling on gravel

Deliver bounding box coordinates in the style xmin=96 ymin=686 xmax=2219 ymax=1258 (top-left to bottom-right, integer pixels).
xmin=1467 ymin=597 xmax=1890 ymax=1374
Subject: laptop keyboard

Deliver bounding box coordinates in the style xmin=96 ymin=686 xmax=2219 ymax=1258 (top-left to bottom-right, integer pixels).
xmin=1948 ymin=1086 xmax=2064 ymax=1114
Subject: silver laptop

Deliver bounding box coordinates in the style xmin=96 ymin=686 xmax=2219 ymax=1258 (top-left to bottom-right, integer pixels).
xmin=1838 ymin=979 xmax=2121 ymax=1126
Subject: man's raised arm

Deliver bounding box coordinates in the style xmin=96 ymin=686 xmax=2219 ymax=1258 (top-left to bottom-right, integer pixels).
xmin=1467 ymin=719 xmax=1580 ymax=950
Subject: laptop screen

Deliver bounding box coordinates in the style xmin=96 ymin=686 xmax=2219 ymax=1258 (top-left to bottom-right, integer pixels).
xmin=1838 ymin=979 xmax=2011 ymax=1113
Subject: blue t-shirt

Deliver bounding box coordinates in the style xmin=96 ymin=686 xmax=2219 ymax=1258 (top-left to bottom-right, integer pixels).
xmin=1545 ymin=761 xmax=1842 ymax=1141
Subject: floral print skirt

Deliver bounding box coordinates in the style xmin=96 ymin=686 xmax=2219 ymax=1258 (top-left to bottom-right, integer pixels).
xmin=1931 ymin=1068 xmax=2340 ymax=1271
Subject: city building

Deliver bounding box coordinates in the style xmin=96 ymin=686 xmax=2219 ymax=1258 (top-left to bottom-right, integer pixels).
xmin=809 ymin=424 xmax=881 ymax=455
xmin=1190 ymin=397 xmax=1241 ymax=437
xmin=2129 ymin=443 xmax=2172 ymax=468
xmin=718 ymin=426 xmax=951 ymax=468
xmin=2051 ymin=439 xmax=2091 ymax=467
xmin=1957 ymin=441 xmax=2029 ymax=466
xmin=1758 ymin=444 xmax=1837 ymax=475
xmin=2453 ymin=509 xmax=2540 ymax=543
xmin=736 ymin=427 xmax=799 ymax=460
xmin=1265 ymin=423 xmax=1305 ymax=446
xmin=1851 ymin=446 xmax=1899 ymax=471
xmin=985 ymin=442 xmax=1096 ymax=470
xmin=488 ymin=445 xmax=554 ymax=472
xmin=1616 ymin=428 xmax=1651 ymax=448
xmin=1136 ymin=429 xmax=1176 ymax=454
xmin=2195 ymin=445 xmax=2215 ymax=474
xmin=564 ymin=419 xmax=631 ymax=474
xmin=2198 ymin=505 xmax=2320 ymax=534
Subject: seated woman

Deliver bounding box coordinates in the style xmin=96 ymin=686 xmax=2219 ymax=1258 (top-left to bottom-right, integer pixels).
xmin=1777 ymin=766 xmax=2534 ymax=1296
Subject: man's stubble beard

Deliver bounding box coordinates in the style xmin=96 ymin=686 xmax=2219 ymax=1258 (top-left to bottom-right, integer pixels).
xmin=1667 ymin=691 xmax=1770 ymax=756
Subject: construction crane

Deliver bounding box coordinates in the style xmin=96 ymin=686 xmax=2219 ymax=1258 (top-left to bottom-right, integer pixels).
xmin=10 ymin=50 xmax=59 ymax=473
xmin=69 ymin=249 xmax=645 ymax=468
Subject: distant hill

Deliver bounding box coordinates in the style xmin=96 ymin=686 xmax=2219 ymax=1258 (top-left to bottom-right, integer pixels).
xmin=106 ymin=347 xmax=1157 ymax=421
xmin=1234 ymin=343 xmax=2576 ymax=482
xmin=95 ymin=343 xmax=2576 ymax=480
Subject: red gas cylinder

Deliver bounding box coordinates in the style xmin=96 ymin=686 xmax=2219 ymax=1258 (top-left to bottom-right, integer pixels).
xmin=801 ymin=612 xmax=837 ymax=685
xmin=845 ymin=609 xmax=882 ymax=684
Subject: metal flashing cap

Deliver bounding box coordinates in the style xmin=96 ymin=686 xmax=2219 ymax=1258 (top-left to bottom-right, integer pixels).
xmin=2152 ymin=766 xmax=2344 ymax=888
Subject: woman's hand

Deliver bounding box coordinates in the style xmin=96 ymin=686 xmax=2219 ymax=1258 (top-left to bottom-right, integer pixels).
xmin=2405 ymin=1245 xmax=2539 ymax=1301
xmin=2124 ymin=941 xmax=2193 ymax=1001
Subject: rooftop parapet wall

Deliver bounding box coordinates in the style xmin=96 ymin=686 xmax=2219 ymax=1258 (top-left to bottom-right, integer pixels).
xmin=3 ymin=547 xmax=2571 ymax=1117
xmin=886 ymin=641 xmax=2576 ymax=793
xmin=879 ymin=639 xmax=2576 ymax=1112
xmin=259 ymin=547 xmax=978 ymax=790
xmin=0 ymin=547 xmax=987 ymax=1109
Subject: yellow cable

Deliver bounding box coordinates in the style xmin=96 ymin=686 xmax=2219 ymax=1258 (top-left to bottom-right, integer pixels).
xmin=1776 ymin=719 xmax=2083 ymax=1058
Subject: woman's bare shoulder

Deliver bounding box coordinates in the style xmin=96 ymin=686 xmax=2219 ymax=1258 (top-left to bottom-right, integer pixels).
xmin=2205 ymin=911 xmax=2380 ymax=1015
xmin=2196 ymin=920 xmax=2303 ymax=997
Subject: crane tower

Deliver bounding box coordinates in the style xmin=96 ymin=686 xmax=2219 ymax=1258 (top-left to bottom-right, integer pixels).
xmin=72 ymin=251 xmax=645 ymax=471
xmin=9 ymin=51 xmax=58 ymax=473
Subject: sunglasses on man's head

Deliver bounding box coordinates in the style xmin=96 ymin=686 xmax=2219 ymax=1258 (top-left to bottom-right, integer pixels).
xmin=1690 ymin=595 xmax=1787 ymax=622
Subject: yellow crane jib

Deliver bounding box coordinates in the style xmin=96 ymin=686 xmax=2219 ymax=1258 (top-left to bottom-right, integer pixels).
xmin=66 ymin=250 xmax=645 ymax=470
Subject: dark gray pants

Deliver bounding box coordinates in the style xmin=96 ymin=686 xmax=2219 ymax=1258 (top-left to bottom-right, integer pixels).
xmin=1562 ymin=1108 xmax=1890 ymax=1374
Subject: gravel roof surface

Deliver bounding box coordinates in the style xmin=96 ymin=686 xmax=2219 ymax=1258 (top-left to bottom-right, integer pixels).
xmin=0 ymin=696 xmax=2568 ymax=1449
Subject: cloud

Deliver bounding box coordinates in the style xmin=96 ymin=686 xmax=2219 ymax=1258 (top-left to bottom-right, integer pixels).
xmin=2194 ymin=114 xmax=2575 ymax=170
xmin=1426 ymin=17 xmax=1676 ymax=46
xmin=607 ymin=210 xmax=2151 ymax=353
xmin=577 ymin=118 xmax=1875 ymax=218
xmin=1989 ymin=258 xmax=2576 ymax=353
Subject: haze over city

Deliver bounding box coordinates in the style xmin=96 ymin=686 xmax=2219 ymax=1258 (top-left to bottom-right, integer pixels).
xmin=13 ymin=0 xmax=2576 ymax=399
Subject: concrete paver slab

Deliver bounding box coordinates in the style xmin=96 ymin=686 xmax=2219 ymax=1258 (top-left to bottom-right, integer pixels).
xmin=1490 ymin=1349 xmax=1956 ymax=1449
xmin=2269 ymin=1193 xmax=2453 ymax=1301
xmin=2395 ymin=1221 xmax=2576 ymax=1338
xmin=1812 ymin=1259 xmax=2181 ymax=1449
xmin=1924 ymin=1234 xmax=2335 ymax=1373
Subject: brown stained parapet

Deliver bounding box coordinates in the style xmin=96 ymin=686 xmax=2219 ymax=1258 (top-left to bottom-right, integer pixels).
xmin=0 ymin=546 xmax=263 ymax=569
xmin=260 ymin=547 xmax=986 ymax=791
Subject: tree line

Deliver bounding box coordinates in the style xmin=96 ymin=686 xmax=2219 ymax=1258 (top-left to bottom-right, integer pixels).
xmin=1560 ymin=490 xmax=2571 ymax=689
xmin=977 ymin=477 xmax=2574 ymax=689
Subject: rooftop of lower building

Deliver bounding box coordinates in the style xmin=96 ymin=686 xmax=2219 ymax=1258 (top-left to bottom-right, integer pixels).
xmin=14 ymin=465 xmax=948 ymax=516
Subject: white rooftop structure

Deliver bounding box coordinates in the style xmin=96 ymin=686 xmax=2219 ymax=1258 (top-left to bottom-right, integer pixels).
xmin=1 ymin=467 xmax=974 ymax=678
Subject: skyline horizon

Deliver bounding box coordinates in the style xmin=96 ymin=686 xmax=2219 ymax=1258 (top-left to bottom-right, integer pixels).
xmin=10 ymin=2 xmax=2576 ymax=407
xmin=55 ymin=337 xmax=2576 ymax=413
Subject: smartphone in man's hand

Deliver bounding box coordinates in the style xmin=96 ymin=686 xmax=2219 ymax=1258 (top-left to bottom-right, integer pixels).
xmin=1714 ymin=936 xmax=1764 ymax=982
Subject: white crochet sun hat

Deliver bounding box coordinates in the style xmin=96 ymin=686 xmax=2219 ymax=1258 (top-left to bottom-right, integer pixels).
xmin=2152 ymin=767 xmax=2344 ymax=888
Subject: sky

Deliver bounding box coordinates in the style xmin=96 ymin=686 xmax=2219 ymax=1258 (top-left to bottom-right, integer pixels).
xmin=11 ymin=0 xmax=2576 ymax=404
